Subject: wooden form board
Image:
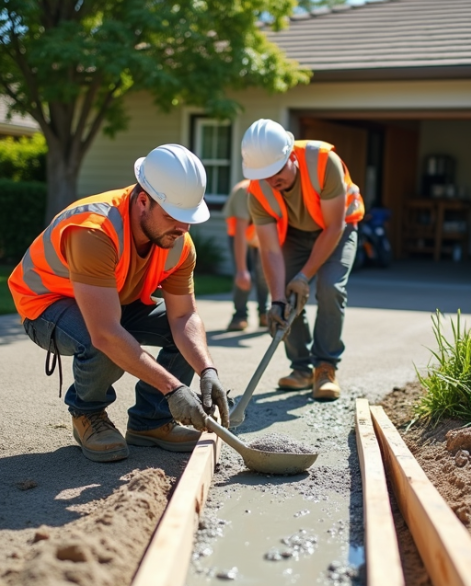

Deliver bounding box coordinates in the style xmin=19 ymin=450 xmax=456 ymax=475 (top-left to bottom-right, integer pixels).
xmin=132 ymin=431 xmax=221 ymax=586
xmin=370 ymin=406 xmax=471 ymax=586
xmin=355 ymin=399 xmax=405 ymax=586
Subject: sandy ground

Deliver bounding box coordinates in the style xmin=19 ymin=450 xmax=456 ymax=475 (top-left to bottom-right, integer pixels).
xmin=1 ymin=260 xmax=471 ymax=586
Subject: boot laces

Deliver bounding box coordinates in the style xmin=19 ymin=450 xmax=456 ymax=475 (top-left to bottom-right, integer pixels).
xmin=317 ymin=363 xmax=335 ymax=382
xmin=87 ymin=412 xmax=116 ymax=434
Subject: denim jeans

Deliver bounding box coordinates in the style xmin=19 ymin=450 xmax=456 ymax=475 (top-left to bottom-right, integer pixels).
xmin=228 ymin=236 xmax=269 ymax=319
xmin=282 ymin=224 xmax=357 ymax=373
xmin=23 ymin=298 xmax=194 ymax=430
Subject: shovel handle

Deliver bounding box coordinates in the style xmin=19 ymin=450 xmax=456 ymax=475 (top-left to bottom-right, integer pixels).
xmin=229 ymin=295 xmax=298 ymax=426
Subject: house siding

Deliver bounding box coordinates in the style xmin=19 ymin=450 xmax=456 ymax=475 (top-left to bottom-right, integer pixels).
xmin=78 ymin=78 xmax=471 ymax=272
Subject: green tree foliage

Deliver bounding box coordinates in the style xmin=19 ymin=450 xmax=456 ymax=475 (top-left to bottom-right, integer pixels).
xmin=0 ymin=133 xmax=47 ymax=181
xmin=0 ymin=0 xmax=310 ymax=221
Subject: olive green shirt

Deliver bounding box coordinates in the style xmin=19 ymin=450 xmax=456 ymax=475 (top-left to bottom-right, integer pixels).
xmin=248 ymin=150 xmax=345 ymax=232
xmin=223 ymin=179 xmax=251 ymax=221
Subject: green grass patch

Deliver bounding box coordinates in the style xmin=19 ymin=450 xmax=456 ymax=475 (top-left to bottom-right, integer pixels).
xmin=414 ymin=309 xmax=471 ymax=424
xmin=0 ymin=265 xmax=16 ymax=315
xmin=0 ymin=266 xmax=232 ymax=317
xmin=194 ymin=274 xmax=232 ymax=296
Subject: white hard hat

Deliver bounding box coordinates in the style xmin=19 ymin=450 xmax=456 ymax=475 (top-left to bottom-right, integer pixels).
xmin=134 ymin=144 xmax=209 ymax=224
xmin=241 ymin=119 xmax=295 ymax=180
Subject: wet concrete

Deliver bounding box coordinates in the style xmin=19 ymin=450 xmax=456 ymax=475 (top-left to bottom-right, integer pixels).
xmin=186 ymin=390 xmax=365 ymax=586
xmin=186 ymin=259 xmax=471 ymax=586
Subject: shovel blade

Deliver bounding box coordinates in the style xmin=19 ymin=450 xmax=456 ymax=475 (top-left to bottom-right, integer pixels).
xmin=243 ymin=451 xmax=318 ymax=475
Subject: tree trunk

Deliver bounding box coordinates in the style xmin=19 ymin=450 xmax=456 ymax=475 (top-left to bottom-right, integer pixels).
xmin=45 ymin=142 xmax=81 ymax=224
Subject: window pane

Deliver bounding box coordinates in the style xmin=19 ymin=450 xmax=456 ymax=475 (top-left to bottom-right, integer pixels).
xmin=206 ymin=165 xmax=217 ymax=194
xmin=217 ymin=165 xmax=230 ymax=195
xmin=217 ymin=125 xmax=231 ymax=159
xmin=201 ymin=125 xmax=215 ymax=159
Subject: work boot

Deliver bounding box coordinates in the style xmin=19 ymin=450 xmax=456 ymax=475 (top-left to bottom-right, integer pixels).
xmin=258 ymin=313 xmax=268 ymax=328
xmin=278 ymin=370 xmax=314 ymax=391
xmin=72 ymin=411 xmax=129 ymax=462
xmin=313 ymin=363 xmax=341 ymax=401
xmin=125 ymin=421 xmax=201 ymax=453
xmin=227 ymin=317 xmax=248 ymax=332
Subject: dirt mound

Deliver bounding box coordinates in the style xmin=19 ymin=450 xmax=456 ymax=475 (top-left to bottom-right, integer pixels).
xmin=1 ymin=468 xmax=170 ymax=586
xmin=380 ymin=381 xmax=471 ymax=585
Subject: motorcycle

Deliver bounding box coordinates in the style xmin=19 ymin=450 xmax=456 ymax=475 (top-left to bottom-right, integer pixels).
xmin=354 ymin=207 xmax=393 ymax=269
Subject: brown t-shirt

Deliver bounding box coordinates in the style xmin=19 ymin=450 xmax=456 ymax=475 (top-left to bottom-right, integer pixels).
xmin=248 ymin=150 xmax=345 ymax=231
xmin=64 ymin=227 xmax=196 ymax=305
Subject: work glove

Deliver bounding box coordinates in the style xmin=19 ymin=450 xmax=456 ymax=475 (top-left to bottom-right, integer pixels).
xmin=165 ymin=385 xmax=207 ymax=431
xmin=200 ymin=367 xmax=230 ymax=428
xmin=286 ymin=272 xmax=310 ymax=315
xmin=267 ymin=301 xmax=291 ymax=338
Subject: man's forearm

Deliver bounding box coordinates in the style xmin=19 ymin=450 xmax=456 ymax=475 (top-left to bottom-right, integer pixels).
xmin=260 ymin=249 xmax=286 ymax=301
xmin=169 ymin=311 xmax=215 ymax=374
xmin=96 ymin=326 xmax=182 ymax=394
xmin=302 ymin=225 xmax=344 ymax=279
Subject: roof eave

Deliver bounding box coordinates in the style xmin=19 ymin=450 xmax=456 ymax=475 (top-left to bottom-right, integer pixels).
xmin=311 ymin=65 xmax=471 ymax=82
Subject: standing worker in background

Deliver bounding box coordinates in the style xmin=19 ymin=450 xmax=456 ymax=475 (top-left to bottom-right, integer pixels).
xmin=223 ymin=179 xmax=269 ymax=331
xmin=241 ymin=119 xmax=364 ymax=400
xmin=9 ymin=144 xmax=230 ymax=463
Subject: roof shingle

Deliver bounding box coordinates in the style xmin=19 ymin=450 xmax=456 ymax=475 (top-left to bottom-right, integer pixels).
xmin=265 ymin=0 xmax=471 ymax=78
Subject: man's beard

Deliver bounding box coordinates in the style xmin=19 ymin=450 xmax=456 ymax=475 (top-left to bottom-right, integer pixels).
xmin=140 ymin=217 xmax=184 ymax=249
xmin=142 ymin=226 xmax=183 ymax=249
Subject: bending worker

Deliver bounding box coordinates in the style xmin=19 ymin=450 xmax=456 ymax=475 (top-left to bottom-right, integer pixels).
xmin=9 ymin=144 xmax=230 ymax=462
xmin=241 ymin=119 xmax=364 ymax=400
xmin=223 ymin=179 xmax=269 ymax=331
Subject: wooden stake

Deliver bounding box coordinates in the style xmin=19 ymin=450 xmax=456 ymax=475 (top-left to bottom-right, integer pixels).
xmin=371 ymin=406 xmax=471 ymax=586
xmin=132 ymin=431 xmax=221 ymax=586
xmin=355 ymin=398 xmax=405 ymax=586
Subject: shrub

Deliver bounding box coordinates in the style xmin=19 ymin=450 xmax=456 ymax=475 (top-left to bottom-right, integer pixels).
xmin=191 ymin=231 xmax=225 ymax=275
xmin=0 ymin=179 xmax=47 ymax=263
xmin=414 ymin=310 xmax=471 ymax=424
xmin=0 ymin=133 xmax=47 ymax=182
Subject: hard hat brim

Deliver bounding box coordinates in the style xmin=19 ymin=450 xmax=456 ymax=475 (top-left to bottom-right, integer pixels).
xmin=242 ymin=154 xmax=289 ymax=180
xmin=134 ymin=157 xmax=210 ymax=224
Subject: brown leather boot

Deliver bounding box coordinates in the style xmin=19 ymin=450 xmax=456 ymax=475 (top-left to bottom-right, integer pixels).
xmin=278 ymin=370 xmax=314 ymax=390
xmin=72 ymin=411 xmax=129 ymax=462
xmin=227 ymin=317 xmax=248 ymax=332
xmin=125 ymin=421 xmax=201 ymax=453
xmin=313 ymin=363 xmax=341 ymax=400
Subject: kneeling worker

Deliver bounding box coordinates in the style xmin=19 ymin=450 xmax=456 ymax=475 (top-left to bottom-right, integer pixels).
xmin=241 ymin=119 xmax=364 ymax=400
xmin=9 ymin=144 xmax=229 ymax=462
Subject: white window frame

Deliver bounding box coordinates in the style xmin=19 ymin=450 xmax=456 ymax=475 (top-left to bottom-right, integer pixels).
xmin=193 ymin=117 xmax=232 ymax=204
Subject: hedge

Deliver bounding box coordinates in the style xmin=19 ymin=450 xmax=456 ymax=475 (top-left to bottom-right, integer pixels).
xmin=0 ymin=179 xmax=47 ymax=263
xmin=0 ymin=133 xmax=47 ymax=182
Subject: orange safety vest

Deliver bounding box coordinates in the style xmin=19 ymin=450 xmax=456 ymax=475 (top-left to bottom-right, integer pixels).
xmin=8 ymin=185 xmax=192 ymax=321
xmin=225 ymin=217 xmax=256 ymax=242
xmin=248 ymin=141 xmax=365 ymax=244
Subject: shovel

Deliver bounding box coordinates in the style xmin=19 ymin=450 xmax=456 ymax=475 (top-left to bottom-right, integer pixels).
xmin=205 ymin=417 xmax=318 ymax=475
xmin=229 ymin=297 xmax=298 ymax=429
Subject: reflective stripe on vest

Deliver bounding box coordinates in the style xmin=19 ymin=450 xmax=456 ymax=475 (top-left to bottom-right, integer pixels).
xmin=8 ymin=186 xmax=191 ymax=321
xmin=249 ymin=141 xmax=364 ymax=244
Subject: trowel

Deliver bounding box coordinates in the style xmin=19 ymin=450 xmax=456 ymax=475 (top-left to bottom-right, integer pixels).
xmin=229 ymin=298 xmax=298 ymax=429
xmin=205 ymin=416 xmax=317 ymax=475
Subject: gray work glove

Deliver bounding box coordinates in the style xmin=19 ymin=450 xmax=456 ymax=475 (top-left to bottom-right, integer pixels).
xmin=200 ymin=367 xmax=230 ymax=428
xmin=165 ymin=385 xmax=207 ymax=431
xmin=267 ymin=301 xmax=291 ymax=338
xmin=286 ymin=272 xmax=310 ymax=315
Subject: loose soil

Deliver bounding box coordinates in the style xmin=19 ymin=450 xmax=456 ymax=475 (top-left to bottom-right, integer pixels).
xmin=2 ymin=381 xmax=470 ymax=586
xmin=380 ymin=381 xmax=471 ymax=586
